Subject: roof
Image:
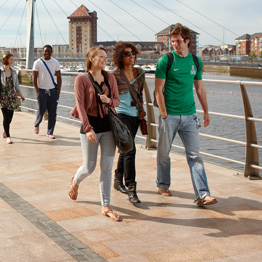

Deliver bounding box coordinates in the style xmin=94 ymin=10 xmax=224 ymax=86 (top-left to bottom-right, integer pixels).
xmin=250 ymin=32 xmax=262 ymax=39
xmin=155 ymin=24 xmax=199 ymax=36
xmin=67 ymin=5 xmax=91 ymax=19
xmin=94 ymin=41 xmax=167 ymax=50
xmin=235 ymin=34 xmax=251 ymax=40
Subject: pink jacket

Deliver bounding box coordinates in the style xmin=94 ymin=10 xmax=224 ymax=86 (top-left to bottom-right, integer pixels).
xmin=70 ymin=72 xmax=120 ymax=133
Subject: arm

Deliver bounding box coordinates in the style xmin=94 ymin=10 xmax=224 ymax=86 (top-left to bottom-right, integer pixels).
xmin=55 ymin=70 xmax=62 ymax=94
xmin=33 ymin=71 xmax=39 ymax=97
xmin=12 ymin=70 xmax=25 ymax=101
xmin=155 ymin=78 xmax=167 ymax=119
xmin=194 ymin=79 xmax=210 ymax=127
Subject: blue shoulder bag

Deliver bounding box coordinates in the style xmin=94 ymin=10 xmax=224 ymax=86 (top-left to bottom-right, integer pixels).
xmin=40 ymin=58 xmax=58 ymax=89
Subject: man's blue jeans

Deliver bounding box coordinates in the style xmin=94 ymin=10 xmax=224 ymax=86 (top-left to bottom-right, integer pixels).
xmin=35 ymin=88 xmax=59 ymax=135
xmin=156 ymin=114 xmax=210 ymax=200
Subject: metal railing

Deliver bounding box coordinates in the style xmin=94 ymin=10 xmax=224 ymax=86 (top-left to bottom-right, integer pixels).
xmin=18 ymin=75 xmax=262 ymax=179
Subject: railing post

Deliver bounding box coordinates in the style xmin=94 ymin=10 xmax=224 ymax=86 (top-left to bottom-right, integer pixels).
xmin=240 ymin=84 xmax=260 ymax=179
xmin=143 ymin=80 xmax=157 ymax=149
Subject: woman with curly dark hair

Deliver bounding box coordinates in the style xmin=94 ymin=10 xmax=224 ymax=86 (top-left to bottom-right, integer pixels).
xmin=112 ymin=41 xmax=146 ymax=203
xmin=0 ymin=52 xmax=25 ymax=144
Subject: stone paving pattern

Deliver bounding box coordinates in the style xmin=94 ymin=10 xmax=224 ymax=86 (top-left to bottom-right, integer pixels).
xmin=0 ymin=112 xmax=262 ymax=262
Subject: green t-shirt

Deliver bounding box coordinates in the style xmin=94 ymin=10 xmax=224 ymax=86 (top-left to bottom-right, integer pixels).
xmin=155 ymin=51 xmax=202 ymax=115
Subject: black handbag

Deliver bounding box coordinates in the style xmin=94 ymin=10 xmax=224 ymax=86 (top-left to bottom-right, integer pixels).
xmin=86 ymin=71 xmax=133 ymax=154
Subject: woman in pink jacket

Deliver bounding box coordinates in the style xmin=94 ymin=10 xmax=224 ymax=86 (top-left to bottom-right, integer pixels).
xmin=69 ymin=46 xmax=121 ymax=222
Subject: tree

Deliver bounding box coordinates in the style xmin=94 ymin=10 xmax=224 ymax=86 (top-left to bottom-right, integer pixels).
xmin=249 ymin=51 xmax=257 ymax=58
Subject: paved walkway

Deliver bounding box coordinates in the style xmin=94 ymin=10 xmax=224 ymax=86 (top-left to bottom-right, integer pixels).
xmin=0 ymin=111 xmax=262 ymax=262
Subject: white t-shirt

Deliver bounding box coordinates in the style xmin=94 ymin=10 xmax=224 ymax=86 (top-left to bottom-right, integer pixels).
xmin=33 ymin=57 xmax=60 ymax=90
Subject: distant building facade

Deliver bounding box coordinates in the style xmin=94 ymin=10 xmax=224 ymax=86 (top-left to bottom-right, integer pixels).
xmin=200 ymin=44 xmax=236 ymax=60
xmin=67 ymin=5 xmax=97 ymax=57
xmin=94 ymin=41 xmax=167 ymax=61
xmin=236 ymin=32 xmax=262 ymax=56
xmin=155 ymin=24 xmax=199 ymax=55
xmin=236 ymin=34 xmax=251 ymax=56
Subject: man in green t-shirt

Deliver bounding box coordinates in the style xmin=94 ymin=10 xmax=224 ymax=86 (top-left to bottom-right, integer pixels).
xmin=155 ymin=23 xmax=217 ymax=206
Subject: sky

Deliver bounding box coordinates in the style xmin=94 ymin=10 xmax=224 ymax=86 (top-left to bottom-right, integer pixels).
xmin=0 ymin=0 xmax=261 ymax=48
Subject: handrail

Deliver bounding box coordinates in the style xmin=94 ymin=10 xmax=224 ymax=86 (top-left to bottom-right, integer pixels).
xmin=18 ymin=76 xmax=262 ymax=179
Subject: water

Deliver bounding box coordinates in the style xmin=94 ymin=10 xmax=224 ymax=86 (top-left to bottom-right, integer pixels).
xmin=20 ymin=72 xmax=262 ymax=174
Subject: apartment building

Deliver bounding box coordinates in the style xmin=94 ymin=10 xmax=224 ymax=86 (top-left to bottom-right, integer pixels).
xmin=67 ymin=5 xmax=97 ymax=57
xmin=236 ymin=32 xmax=262 ymax=56
xmin=155 ymin=24 xmax=199 ymax=55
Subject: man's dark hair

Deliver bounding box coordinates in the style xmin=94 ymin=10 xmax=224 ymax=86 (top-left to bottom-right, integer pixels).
xmin=43 ymin=44 xmax=53 ymax=51
xmin=170 ymin=23 xmax=192 ymax=48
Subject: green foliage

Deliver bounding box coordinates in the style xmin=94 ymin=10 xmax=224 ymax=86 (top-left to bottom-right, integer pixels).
xmin=249 ymin=51 xmax=257 ymax=58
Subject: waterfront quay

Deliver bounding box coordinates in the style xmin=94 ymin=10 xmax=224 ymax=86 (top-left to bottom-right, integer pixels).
xmin=1 ymin=112 xmax=262 ymax=262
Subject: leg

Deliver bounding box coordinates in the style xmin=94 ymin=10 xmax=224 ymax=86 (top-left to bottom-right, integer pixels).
xmin=69 ymin=133 xmax=99 ymax=200
xmin=118 ymin=114 xmax=141 ymax=203
xmin=35 ymin=89 xmax=48 ymax=129
xmin=99 ymin=131 xmax=121 ymax=221
xmin=99 ymin=131 xmax=116 ymax=207
xmin=1 ymin=108 xmax=14 ymax=143
xmin=47 ymin=88 xmax=59 ymax=135
xmin=178 ymin=114 xmax=215 ymax=202
xmin=156 ymin=114 xmax=179 ymax=190
xmin=1 ymin=108 xmax=14 ymax=138
xmin=114 ymin=114 xmax=139 ymax=196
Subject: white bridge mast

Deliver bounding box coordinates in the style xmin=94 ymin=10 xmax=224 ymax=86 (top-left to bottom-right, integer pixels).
xmin=26 ymin=0 xmax=35 ymax=69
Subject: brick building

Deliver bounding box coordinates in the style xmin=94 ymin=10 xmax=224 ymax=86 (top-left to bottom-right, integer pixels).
xmin=67 ymin=5 xmax=97 ymax=56
xmin=236 ymin=32 xmax=262 ymax=56
xmin=155 ymin=24 xmax=199 ymax=55
xmin=236 ymin=34 xmax=251 ymax=56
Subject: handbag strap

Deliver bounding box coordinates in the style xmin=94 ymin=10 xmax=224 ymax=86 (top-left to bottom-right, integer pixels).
xmin=40 ymin=58 xmax=57 ymax=87
xmin=120 ymin=69 xmax=145 ymax=116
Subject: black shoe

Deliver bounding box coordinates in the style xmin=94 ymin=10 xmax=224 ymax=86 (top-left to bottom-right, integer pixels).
xmin=128 ymin=194 xmax=141 ymax=203
xmin=127 ymin=181 xmax=141 ymax=203
xmin=114 ymin=183 xmax=128 ymax=194
xmin=114 ymin=170 xmax=128 ymax=194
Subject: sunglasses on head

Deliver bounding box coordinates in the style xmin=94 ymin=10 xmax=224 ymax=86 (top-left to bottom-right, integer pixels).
xmin=123 ymin=51 xmax=135 ymax=57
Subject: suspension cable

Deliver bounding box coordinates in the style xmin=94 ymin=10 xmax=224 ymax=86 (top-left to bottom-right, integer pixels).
xmin=85 ymin=0 xmax=142 ymax=41
xmin=68 ymin=0 xmax=115 ymax=41
xmin=14 ymin=1 xmax=26 ymax=47
xmin=35 ymin=1 xmax=43 ymax=47
xmin=176 ymin=0 xmax=239 ymax=37
xmin=53 ymin=0 xmax=68 ymax=17
xmin=40 ymin=0 xmax=68 ymax=45
xmin=0 ymin=0 xmax=22 ymax=32
xmin=0 ymin=0 xmax=8 ymax=9
xmin=153 ymin=0 xmax=224 ymax=44
xmin=130 ymin=0 xmax=169 ymax=26
xmin=109 ymin=0 xmax=155 ymax=33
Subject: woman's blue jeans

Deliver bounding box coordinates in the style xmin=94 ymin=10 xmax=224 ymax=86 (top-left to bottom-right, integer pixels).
xmin=73 ymin=131 xmax=116 ymax=206
xmin=156 ymin=114 xmax=210 ymax=200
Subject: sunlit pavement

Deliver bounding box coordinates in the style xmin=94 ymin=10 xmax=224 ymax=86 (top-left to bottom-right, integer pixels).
xmin=1 ymin=111 xmax=262 ymax=262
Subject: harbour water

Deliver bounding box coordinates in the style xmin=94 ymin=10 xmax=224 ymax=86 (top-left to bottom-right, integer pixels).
xmin=20 ymin=72 xmax=262 ymax=174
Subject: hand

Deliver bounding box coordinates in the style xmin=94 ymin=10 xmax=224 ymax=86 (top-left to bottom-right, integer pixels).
xmin=21 ymin=95 xmax=25 ymax=102
xmin=86 ymin=130 xmax=97 ymax=143
xmin=160 ymin=111 xmax=167 ymax=119
xmin=202 ymin=112 xmax=210 ymax=127
xmin=99 ymin=94 xmax=110 ymax=104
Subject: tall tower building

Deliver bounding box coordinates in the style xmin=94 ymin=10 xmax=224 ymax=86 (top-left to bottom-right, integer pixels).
xmin=67 ymin=5 xmax=97 ymax=56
